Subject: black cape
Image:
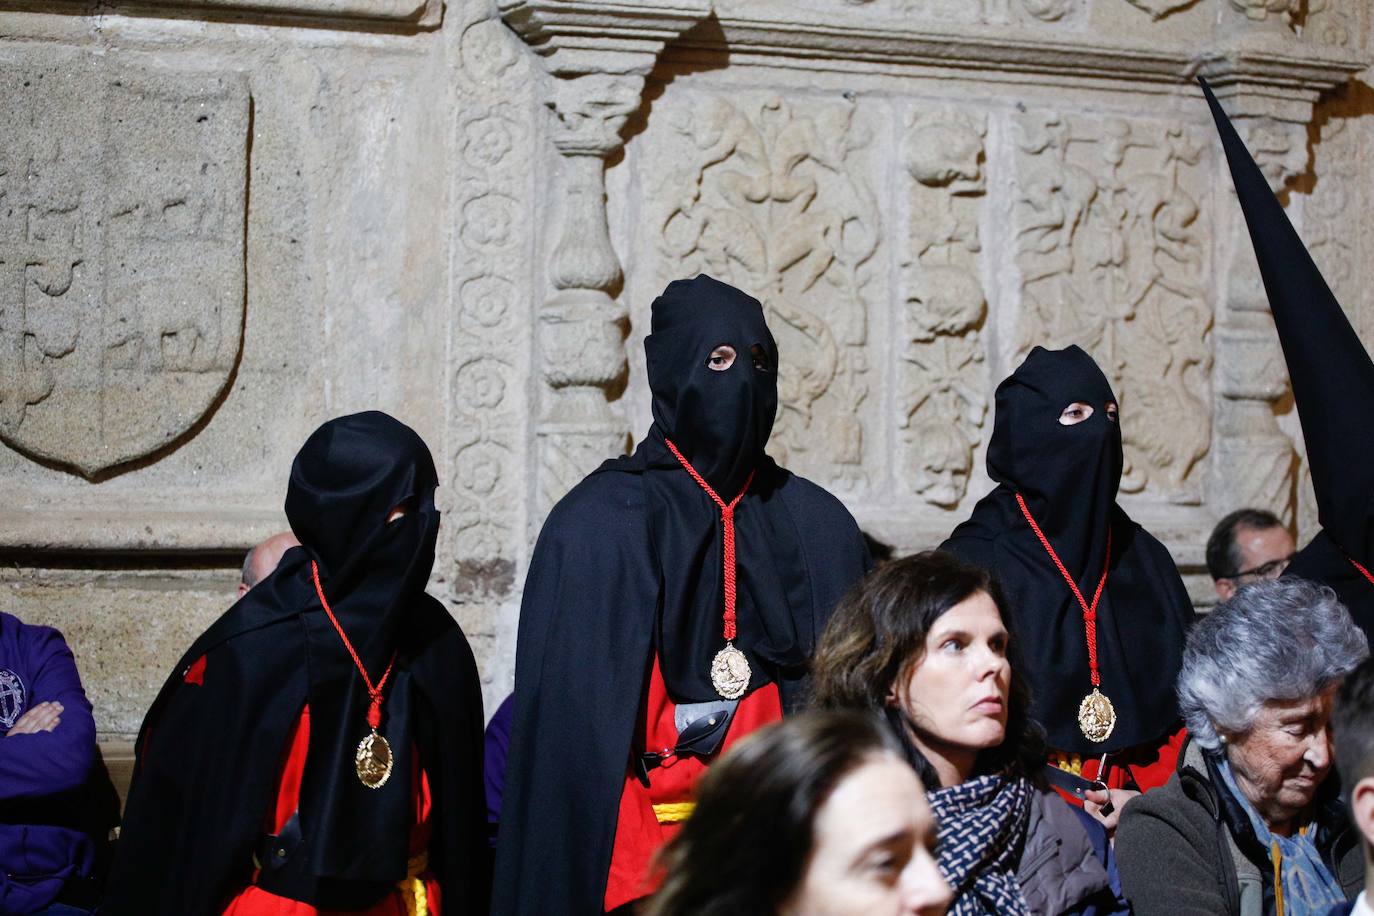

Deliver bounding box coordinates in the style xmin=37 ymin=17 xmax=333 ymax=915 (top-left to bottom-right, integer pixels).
xmin=104 ymin=413 xmax=489 ymax=914
xmin=942 ymin=346 xmax=1195 ymax=755
xmin=491 ymin=276 xmax=870 ymax=915
xmin=1200 ymin=79 xmax=1374 ymax=637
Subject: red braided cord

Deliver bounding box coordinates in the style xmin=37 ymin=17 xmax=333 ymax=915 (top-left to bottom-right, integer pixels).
xmin=664 ymin=439 xmax=755 ymax=642
xmin=311 ymin=561 xmax=397 ymax=730
xmin=1014 ymin=494 xmax=1111 ymax=688
xmin=1350 ymin=556 xmax=1374 ymax=588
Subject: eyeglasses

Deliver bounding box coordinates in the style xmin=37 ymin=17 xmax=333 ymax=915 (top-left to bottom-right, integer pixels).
xmin=1225 ymin=554 xmax=1296 ymax=582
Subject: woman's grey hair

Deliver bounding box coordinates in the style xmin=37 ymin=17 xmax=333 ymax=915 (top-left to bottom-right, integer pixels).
xmin=1179 ymin=577 xmax=1368 ymax=750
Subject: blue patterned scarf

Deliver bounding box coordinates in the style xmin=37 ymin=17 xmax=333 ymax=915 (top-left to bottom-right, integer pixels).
xmin=927 ymin=773 xmax=1033 ymax=916
xmin=1216 ymin=759 xmax=1345 ymax=915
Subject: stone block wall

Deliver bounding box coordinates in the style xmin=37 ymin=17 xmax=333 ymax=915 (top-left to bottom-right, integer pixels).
xmin=0 ymin=0 xmax=1369 ymax=739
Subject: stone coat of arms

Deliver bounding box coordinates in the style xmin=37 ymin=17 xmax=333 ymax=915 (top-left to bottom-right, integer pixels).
xmin=0 ymin=61 xmax=248 ymax=477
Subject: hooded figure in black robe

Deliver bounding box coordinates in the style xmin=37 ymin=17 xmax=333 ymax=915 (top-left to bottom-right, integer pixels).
xmin=1201 ymin=79 xmax=1374 ymax=638
xmin=104 ymin=411 xmax=488 ymax=914
xmin=941 ymin=346 xmax=1195 ymax=759
xmin=491 ymin=275 xmax=870 ymax=915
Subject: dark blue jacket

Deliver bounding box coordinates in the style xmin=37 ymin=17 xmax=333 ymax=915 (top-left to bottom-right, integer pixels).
xmin=0 ymin=613 xmax=98 ymax=913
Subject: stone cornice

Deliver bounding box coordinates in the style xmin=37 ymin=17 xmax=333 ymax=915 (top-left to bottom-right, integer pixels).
xmin=7 ymin=0 xmax=441 ymax=26
xmin=663 ymin=14 xmax=1366 ymax=97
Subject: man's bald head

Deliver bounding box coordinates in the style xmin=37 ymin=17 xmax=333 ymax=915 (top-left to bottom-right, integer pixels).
xmin=237 ymin=531 xmax=301 ymax=598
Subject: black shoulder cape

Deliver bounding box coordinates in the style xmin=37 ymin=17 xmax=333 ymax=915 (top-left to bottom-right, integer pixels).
xmin=1200 ymin=79 xmax=1374 ymax=636
xmin=943 ymin=492 xmax=1194 ymax=755
xmin=101 ymin=550 xmax=489 ymax=915
xmin=104 ymin=412 xmax=489 ymax=914
xmin=490 ymin=457 xmax=869 ymax=915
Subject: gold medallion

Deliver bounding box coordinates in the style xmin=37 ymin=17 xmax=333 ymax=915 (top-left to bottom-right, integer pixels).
xmin=355 ymin=729 xmax=394 ymax=789
xmin=710 ymin=642 xmax=751 ymax=700
xmin=1077 ymin=688 xmax=1116 ymax=744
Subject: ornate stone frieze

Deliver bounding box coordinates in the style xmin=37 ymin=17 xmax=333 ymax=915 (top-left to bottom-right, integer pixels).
xmin=1012 ymin=112 xmax=1211 ymax=502
xmin=642 ymin=93 xmax=880 ymax=492
xmin=900 ymin=109 xmax=988 ymax=508
xmin=0 ymin=61 xmax=247 ymax=478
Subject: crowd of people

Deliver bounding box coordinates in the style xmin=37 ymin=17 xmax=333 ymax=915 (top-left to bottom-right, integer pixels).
xmin=4 ymin=77 xmax=1374 ymax=916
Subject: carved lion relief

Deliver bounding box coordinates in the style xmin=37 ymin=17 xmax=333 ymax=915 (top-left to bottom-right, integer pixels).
xmin=646 ymin=94 xmax=880 ymax=492
xmin=1012 ymin=112 xmax=1212 ymax=502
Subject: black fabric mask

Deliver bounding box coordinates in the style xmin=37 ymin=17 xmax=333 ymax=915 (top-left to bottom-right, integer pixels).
xmin=943 ymin=346 xmax=1193 ymax=754
xmin=285 ymin=411 xmax=441 ymax=881
xmin=988 ymin=345 xmax=1122 ymax=572
xmin=1201 ymin=78 xmax=1374 ymax=635
xmin=645 ymin=275 xmax=778 ymax=499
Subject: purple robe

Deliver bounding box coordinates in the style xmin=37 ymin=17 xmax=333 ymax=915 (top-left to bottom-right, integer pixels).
xmin=0 ymin=612 xmax=98 ymax=913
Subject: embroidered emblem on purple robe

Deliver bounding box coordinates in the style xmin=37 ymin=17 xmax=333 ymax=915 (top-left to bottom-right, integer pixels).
xmin=0 ymin=669 xmax=25 ymax=730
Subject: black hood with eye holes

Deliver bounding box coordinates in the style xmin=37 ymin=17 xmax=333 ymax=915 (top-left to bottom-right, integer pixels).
xmin=988 ymin=345 xmax=1122 ymax=575
xmin=645 ymin=274 xmax=779 ymax=499
xmin=943 ymin=347 xmax=1194 ymax=755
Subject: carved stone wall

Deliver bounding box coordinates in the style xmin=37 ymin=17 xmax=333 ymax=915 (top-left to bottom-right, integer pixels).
xmin=0 ymin=0 xmax=1370 ymax=743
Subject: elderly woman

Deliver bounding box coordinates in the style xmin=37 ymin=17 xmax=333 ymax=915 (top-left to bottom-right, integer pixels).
xmin=1116 ymin=578 xmax=1368 ymax=916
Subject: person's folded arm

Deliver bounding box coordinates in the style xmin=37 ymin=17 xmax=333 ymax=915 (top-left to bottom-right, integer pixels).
xmin=0 ymin=629 xmax=96 ymax=801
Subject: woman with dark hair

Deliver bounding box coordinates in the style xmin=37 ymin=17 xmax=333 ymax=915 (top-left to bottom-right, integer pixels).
xmin=812 ymin=551 xmax=1128 ymax=916
xmin=645 ymin=711 xmax=952 ymax=916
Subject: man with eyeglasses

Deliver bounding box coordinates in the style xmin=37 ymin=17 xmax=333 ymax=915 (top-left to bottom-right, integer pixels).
xmin=1205 ymin=508 xmax=1296 ymax=602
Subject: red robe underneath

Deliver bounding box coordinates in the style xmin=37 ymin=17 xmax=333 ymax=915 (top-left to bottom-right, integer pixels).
xmin=1049 ymin=725 xmax=1189 ymax=806
xmin=602 ymin=656 xmax=782 ymax=911
xmin=221 ymin=706 xmax=440 ymax=915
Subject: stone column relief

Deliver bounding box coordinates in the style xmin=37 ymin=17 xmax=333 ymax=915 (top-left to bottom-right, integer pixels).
xmin=642 ymin=93 xmax=880 ymax=492
xmin=498 ymin=0 xmax=711 ymax=516
xmin=900 ymin=110 xmax=988 ymax=509
xmin=1012 ymin=111 xmax=1212 ymax=503
xmin=537 ymin=73 xmax=644 ymax=510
